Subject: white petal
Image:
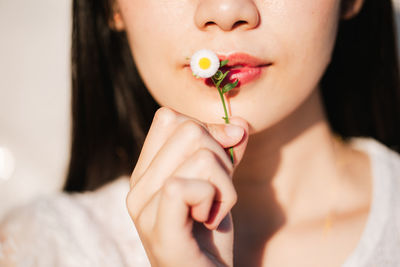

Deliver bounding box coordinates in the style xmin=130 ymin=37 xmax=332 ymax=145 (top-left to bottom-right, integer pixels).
xmin=190 ymin=49 xmax=220 ymax=78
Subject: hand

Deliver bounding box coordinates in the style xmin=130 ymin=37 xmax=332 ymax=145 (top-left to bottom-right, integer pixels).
xmin=126 ymin=107 xmax=249 ymax=267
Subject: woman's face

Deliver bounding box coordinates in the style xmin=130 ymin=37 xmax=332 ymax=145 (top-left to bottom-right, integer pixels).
xmin=115 ymin=0 xmax=343 ymax=133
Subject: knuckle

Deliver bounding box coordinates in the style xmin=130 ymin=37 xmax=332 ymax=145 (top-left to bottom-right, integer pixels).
xmin=195 ymin=148 xmax=234 ymax=178
xmin=181 ymin=120 xmax=206 ymax=141
xmin=162 ymin=177 xmax=183 ymax=198
xmin=195 ymin=148 xmax=217 ymax=167
xmin=204 ymin=182 xmax=216 ymax=197
xmin=153 ymin=107 xmax=176 ymax=126
xmin=230 ymin=190 xmax=238 ymax=206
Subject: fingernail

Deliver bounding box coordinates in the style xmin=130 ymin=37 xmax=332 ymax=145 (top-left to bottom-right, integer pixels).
xmin=224 ymin=124 xmax=244 ymax=139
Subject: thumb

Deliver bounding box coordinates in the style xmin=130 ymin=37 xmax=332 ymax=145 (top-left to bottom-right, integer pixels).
xmin=227 ymin=117 xmax=249 ymax=167
xmin=205 ymin=117 xmax=249 ymax=167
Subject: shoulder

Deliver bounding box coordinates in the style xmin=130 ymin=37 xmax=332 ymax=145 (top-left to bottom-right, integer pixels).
xmin=350 ymin=137 xmax=400 ymax=172
xmin=350 ymin=137 xmax=400 ymax=212
xmin=0 ymin=177 xmax=149 ymax=267
xmin=350 ymin=137 xmax=400 ymax=197
xmin=343 ymin=137 xmax=400 ymax=266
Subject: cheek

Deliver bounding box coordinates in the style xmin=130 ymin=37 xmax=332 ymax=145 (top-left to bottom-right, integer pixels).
xmin=276 ymin=0 xmax=340 ymax=117
xmin=275 ymin=0 xmax=340 ymax=82
xmin=118 ymin=0 xmax=191 ymax=104
xmin=244 ymin=0 xmax=341 ymax=132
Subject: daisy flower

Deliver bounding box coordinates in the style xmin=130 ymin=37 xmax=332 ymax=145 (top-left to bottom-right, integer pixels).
xmin=190 ymin=49 xmax=220 ymax=78
xmin=190 ymin=49 xmax=239 ymax=164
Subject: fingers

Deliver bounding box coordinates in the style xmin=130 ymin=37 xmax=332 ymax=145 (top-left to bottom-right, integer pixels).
xmin=129 ymin=120 xmax=235 ymax=216
xmin=131 ymin=107 xmax=182 ymax=185
xmin=205 ymin=123 xmax=244 ymax=148
xmin=132 ymin=178 xmax=216 ymax=246
xmin=131 ymin=148 xmax=237 ymax=234
xmin=131 ymin=107 xmax=248 ymax=187
xmin=154 ymin=177 xmax=220 ymax=261
xmin=227 ymin=117 xmax=250 ymax=168
xmin=148 ymin=119 xmax=235 ymax=180
xmin=126 ymin=107 xmax=245 ymax=267
xmin=129 ymin=108 xmax=249 ymax=225
xmin=171 ymin=148 xmax=237 ymax=229
xmin=131 ymin=178 xmax=216 ymax=267
xmin=158 ymin=178 xmax=216 ymax=230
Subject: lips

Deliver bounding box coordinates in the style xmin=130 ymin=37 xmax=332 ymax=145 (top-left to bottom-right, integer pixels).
xmin=187 ymin=52 xmax=271 ymax=88
xmin=217 ymin=53 xmax=268 ymax=68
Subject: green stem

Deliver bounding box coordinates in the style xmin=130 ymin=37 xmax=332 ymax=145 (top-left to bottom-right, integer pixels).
xmin=217 ymin=87 xmax=230 ymax=124
xmin=213 ymin=79 xmax=235 ymax=164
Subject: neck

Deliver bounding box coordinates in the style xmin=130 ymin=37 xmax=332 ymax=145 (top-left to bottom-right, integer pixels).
xmin=232 ymin=88 xmax=343 ymax=226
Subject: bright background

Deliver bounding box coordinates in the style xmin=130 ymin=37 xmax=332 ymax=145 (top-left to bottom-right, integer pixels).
xmin=1 ymin=0 xmax=400 ymax=218
xmin=0 ymin=0 xmax=71 ymax=218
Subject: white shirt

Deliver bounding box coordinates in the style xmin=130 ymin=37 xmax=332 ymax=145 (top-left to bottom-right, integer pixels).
xmin=1 ymin=137 xmax=400 ymax=267
xmin=342 ymin=138 xmax=400 ymax=266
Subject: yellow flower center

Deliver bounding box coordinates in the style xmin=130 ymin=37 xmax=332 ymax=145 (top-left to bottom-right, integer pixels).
xmin=199 ymin=57 xmax=211 ymax=70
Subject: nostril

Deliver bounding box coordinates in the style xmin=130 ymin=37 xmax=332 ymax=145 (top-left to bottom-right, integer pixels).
xmin=232 ymin=20 xmax=248 ymax=30
xmin=205 ymin=21 xmax=216 ymax=27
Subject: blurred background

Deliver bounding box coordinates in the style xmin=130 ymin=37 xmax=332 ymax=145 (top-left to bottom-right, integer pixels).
xmin=1 ymin=0 xmax=400 ymax=219
xmin=0 ymin=0 xmax=71 ymax=218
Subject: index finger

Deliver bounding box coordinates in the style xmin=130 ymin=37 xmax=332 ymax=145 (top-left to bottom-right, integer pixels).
xmin=131 ymin=107 xmax=182 ymax=184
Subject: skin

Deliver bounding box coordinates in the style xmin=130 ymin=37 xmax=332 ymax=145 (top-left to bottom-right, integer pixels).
xmin=114 ymin=0 xmax=371 ymax=266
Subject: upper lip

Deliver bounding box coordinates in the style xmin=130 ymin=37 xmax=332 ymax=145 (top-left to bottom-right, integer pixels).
xmin=184 ymin=52 xmax=271 ymax=68
xmin=217 ymin=52 xmax=271 ymax=68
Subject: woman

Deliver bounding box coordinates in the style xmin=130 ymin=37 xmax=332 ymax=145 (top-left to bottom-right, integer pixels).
xmin=1 ymin=0 xmax=400 ymax=266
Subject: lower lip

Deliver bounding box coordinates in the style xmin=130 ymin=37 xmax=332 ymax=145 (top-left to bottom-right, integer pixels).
xmin=222 ymin=65 xmax=267 ymax=87
xmin=187 ymin=65 xmax=270 ymax=88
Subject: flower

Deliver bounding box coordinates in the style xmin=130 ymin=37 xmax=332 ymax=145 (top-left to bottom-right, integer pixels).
xmin=189 ymin=49 xmax=239 ymax=164
xmin=190 ymin=49 xmax=220 ymax=78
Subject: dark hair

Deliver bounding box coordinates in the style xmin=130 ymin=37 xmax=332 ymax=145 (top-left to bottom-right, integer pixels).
xmin=321 ymin=0 xmax=400 ymax=151
xmin=64 ymin=0 xmax=400 ymax=192
xmin=64 ymin=0 xmax=159 ymax=192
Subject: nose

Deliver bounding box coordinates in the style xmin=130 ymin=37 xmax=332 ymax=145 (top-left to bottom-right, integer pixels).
xmin=194 ymin=0 xmax=260 ymax=31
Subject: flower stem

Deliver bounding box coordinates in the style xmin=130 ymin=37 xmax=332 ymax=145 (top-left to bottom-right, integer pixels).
xmin=218 ymin=87 xmax=230 ymax=124
xmin=214 ymin=81 xmax=235 ymax=164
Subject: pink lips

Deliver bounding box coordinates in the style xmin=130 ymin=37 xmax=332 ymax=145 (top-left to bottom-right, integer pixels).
xmin=187 ymin=52 xmax=271 ymax=88
xmin=217 ymin=53 xmax=267 ymax=68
